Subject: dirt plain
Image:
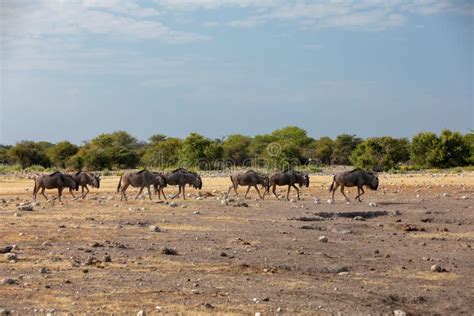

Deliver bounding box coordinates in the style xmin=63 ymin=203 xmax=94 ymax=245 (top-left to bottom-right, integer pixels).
xmin=0 ymin=173 xmax=473 ymax=315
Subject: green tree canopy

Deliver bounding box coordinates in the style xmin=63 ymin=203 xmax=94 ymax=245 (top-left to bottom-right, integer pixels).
xmin=350 ymin=137 xmax=410 ymax=171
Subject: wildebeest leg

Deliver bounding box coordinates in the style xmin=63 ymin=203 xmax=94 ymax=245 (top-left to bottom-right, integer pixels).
xmin=340 ymin=186 xmax=350 ymax=202
xmin=160 ymin=188 xmax=167 ymax=200
xmin=233 ymin=184 xmax=239 ymax=196
xmin=331 ymin=183 xmax=339 ymax=202
xmin=41 ymin=187 xmax=48 ymax=201
xmin=135 ymin=186 xmax=144 ymax=200
xmin=84 ymin=185 xmax=90 ymax=198
xmin=147 ymin=186 xmax=152 ymax=200
xmin=182 ymin=185 xmax=186 ymax=200
xmin=355 ymin=186 xmax=365 ymax=202
xmin=121 ymin=184 xmax=129 ymax=201
xmin=286 ymin=185 xmax=291 ymax=201
xmin=227 ymin=185 xmax=234 ymax=198
xmin=69 ymin=188 xmax=76 ymax=199
xmin=171 ymin=186 xmax=181 ymax=199
xmin=292 ymin=184 xmax=300 ymax=200
xmin=254 ymin=185 xmax=263 ymax=199
xmin=272 ymin=184 xmax=280 ymax=200
xmin=58 ymin=188 xmax=63 ymax=202
xmin=244 ymin=186 xmax=251 ymax=199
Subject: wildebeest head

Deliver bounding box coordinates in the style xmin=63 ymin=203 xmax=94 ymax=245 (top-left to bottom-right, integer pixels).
xmin=296 ymin=172 xmax=309 ymax=188
xmin=194 ymin=175 xmax=203 ymax=190
xmin=370 ymin=174 xmax=379 ymax=190
xmin=92 ymin=174 xmax=101 ymax=189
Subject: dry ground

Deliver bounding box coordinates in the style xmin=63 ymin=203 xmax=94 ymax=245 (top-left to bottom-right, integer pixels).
xmin=1 ymin=173 xmax=473 ymax=315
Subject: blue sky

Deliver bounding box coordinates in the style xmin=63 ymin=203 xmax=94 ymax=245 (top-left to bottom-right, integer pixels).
xmin=1 ymin=0 xmax=472 ymax=144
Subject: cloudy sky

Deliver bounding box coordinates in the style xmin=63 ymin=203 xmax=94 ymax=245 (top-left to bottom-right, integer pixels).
xmin=1 ymin=0 xmax=472 ymax=144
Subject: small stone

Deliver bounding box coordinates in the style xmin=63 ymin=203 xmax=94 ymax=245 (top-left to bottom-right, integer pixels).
xmin=313 ymin=198 xmax=320 ymax=204
xmin=319 ymin=236 xmax=328 ymax=243
xmin=149 ymin=225 xmax=161 ymax=232
xmin=442 ymin=192 xmax=450 ymax=197
xmin=17 ymin=204 xmax=33 ymax=211
xmin=221 ymin=199 xmax=229 ymax=206
xmin=394 ymin=310 xmax=406 ymax=316
xmin=368 ymin=202 xmax=378 ymax=207
xmin=460 ymin=195 xmax=469 ymax=200
xmin=195 ymin=197 xmax=203 ymax=201
xmin=104 ymin=255 xmax=112 ymax=263
xmin=1 ymin=277 xmax=16 ymax=285
xmin=169 ymin=202 xmax=178 ymax=207
xmin=181 ymin=205 xmax=187 ymax=209
xmin=431 ymin=264 xmax=443 ymax=272
xmin=289 ymin=199 xmax=296 ymax=203
xmin=4 ymin=253 xmax=17 ymax=262
xmin=0 ymin=308 xmax=11 ymax=315
xmin=327 ymin=199 xmax=334 ymax=204
xmin=39 ymin=267 xmax=49 ymax=274
xmin=137 ymin=310 xmax=146 ymax=316
xmin=353 ymin=216 xmax=365 ymax=221
xmin=193 ymin=211 xmax=200 ymax=215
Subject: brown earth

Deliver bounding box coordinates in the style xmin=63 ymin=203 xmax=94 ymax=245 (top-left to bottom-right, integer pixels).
xmin=0 ymin=174 xmax=473 ymax=315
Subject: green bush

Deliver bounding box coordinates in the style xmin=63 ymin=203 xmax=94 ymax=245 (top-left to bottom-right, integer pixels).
xmin=350 ymin=137 xmax=410 ymax=171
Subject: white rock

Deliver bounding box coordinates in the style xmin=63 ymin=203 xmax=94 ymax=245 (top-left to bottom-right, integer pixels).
xmin=319 ymin=236 xmax=328 ymax=243
xmin=368 ymin=202 xmax=378 ymax=207
xmin=169 ymin=202 xmax=178 ymax=207
xmin=137 ymin=311 xmax=146 ymax=316
xmin=442 ymin=192 xmax=450 ymax=197
xmin=394 ymin=310 xmax=406 ymax=316
xmin=327 ymin=199 xmax=334 ymax=204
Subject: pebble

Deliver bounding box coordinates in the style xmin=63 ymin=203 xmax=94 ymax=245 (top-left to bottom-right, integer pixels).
xmin=221 ymin=199 xmax=229 ymax=206
xmin=1 ymin=277 xmax=16 ymax=285
xmin=0 ymin=309 xmax=11 ymax=316
xmin=169 ymin=202 xmax=178 ymax=207
xmin=149 ymin=225 xmax=161 ymax=232
xmin=319 ymin=236 xmax=328 ymax=243
xmin=368 ymin=202 xmax=378 ymax=207
xmin=137 ymin=311 xmax=146 ymax=316
xmin=327 ymin=199 xmax=334 ymax=204
xmin=442 ymin=192 xmax=450 ymax=197
xmin=394 ymin=310 xmax=406 ymax=316
xmin=4 ymin=253 xmax=17 ymax=262
xmin=353 ymin=216 xmax=365 ymax=221
xmin=431 ymin=264 xmax=443 ymax=273
xmin=104 ymin=255 xmax=112 ymax=263
xmin=17 ymin=204 xmax=33 ymax=211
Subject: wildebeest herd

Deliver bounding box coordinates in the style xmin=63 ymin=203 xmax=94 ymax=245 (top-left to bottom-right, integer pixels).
xmin=32 ymin=168 xmax=379 ymax=203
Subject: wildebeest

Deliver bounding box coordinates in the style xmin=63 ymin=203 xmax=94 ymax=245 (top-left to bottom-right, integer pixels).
xmin=155 ymin=168 xmax=202 ymax=200
xmin=117 ymin=170 xmax=167 ymax=201
xmin=329 ymin=168 xmax=379 ymax=203
xmin=269 ymin=170 xmax=310 ymax=200
xmin=33 ymin=171 xmax=79 ymax=202
xmin=227 ymin=170 xmax=269 ymax=199
xmin=73 ymin=172 xmax=100 ymax=198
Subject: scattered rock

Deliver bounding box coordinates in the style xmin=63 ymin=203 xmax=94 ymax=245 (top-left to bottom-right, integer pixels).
xmin=169 ymin=202 xmax=178 ymax=207
xmin=0 ymin=246 xmax=13 ymax=254
xmin=431 ymin=264 xmax=446 ymax=273
xmin=394 ymin=310 xmax=406 ymax=316
xmin=319 ymin=236 xmax=328 ymax=243
xmin=1 ymin=277 xmax=16 ymax=285
xmin=313 ymin=198 xmax=320 ymax=204
xmin=327 ymin=199 xmax=334 ymax=204
xmin=368 ymin=202 xmax=378 ymax=207
xmin=104 ymin=255 xmax=112 ymax=263
xmin=235 ymin=202 xmax=248 ymax=208
xmin=221 ymin=199 xmax=229 ymax=206
xmin=39 ymin=267 xmax=49 ymax=274
xmin=353 ymin=216 xmax=365 ymax=221
xmin=149 ymin=225 xmax=161 ymax=232
xmin=0 ymin=308 xmax=11 ymax=315
xmin=4 ymin=253 xmax=17 ymax=262
xmin=161 ymin=247 xmax=177 ymax=255
xmin=137 ymin=310 xmax=146 ymax=316
xmin=17 ymin=204 xmax=33 ymax=211
xmin=181 ymin=205 xmax=188 ymax=209
xmin=193 ymin=211 xmax=201 ymax=215
xmin=442 ymin=192 xmax=450 ymax=197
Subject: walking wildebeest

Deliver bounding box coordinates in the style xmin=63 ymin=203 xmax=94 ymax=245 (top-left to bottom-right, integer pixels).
xmin=329 ymin=168 xmax=379 ymax=203
xmin=227 ymin=170 xmax=269 ymax=199
xmin=33 ymin=171 xmax=79 ymax=202
xmin=155 ymin=168 xmax=202 ymax=200
xmin=117 ymin=170 xmax=167 ymax=201
xmin=269 ymin=170 xmax=309 ymax=200
xmin=73 ymin=172 xmax=100 ymax=198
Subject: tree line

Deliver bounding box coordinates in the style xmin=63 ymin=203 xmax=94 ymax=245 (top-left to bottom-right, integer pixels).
xmin=0 ymin=127 xmax=472 ymax=172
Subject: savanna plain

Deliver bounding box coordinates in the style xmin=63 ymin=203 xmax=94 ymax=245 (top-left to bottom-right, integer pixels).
xmin=1 ymin=172 xmax=473 ymax=315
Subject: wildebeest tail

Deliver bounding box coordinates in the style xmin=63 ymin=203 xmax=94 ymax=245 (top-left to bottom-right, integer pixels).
xmin=329 ymin=175 xmax=335 ymax=192
xmin=117 ymin=174 xmax=123 ymax=192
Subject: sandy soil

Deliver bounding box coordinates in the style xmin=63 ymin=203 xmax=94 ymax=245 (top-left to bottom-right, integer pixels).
xmin=0 ymin=173 xmax=473 ymax=315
